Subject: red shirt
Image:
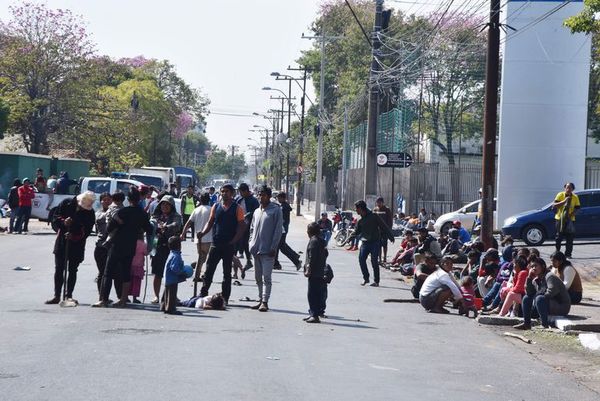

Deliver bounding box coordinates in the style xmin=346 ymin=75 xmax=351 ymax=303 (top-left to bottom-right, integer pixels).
xmin=512 ymin=269 xmax=529 ymax=295
xmin=18 ymin=185 xmax=35 ymax=207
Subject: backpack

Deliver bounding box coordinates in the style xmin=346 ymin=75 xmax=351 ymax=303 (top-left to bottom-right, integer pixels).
xmin=324 ymin=264 xmax=334 ymax=284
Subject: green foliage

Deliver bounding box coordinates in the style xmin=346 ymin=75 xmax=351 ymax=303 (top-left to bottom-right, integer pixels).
xmin=0 ymin=97 xmax=8 ymax=138
xmin=198 ymin=149 xmax=247 ymax=184
xmin=0 ymin=2 xmax=210 ymax=173
xmin=564 ymin=1 xmax=600 ymax=34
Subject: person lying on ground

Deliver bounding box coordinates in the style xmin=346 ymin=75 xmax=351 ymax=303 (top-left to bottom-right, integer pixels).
xmin=180 ymin=293 xmax=226 ymax=310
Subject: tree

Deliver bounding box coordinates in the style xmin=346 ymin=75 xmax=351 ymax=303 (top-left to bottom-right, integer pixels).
xmin=564 ymin=1 xmax=600 ymax=34
xmin=0 ymin=97 xmax=8 ymax=138
xmin=0 ymin=3 xmax=95 ymax=153
xmin=198 ymin=149 xmax=248 ymax=184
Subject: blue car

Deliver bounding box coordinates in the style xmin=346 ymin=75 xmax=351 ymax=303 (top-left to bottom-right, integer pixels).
xmin=501 ymin=190 xmax=600 ymax=246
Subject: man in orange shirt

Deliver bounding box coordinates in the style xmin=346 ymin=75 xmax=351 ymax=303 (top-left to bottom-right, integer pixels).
xmin=197 ymin=184 xmax=246 ymax=304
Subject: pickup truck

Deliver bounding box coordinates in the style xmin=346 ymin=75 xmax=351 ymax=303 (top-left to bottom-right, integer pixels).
xmin=31 ymin=177 xmax=144 ymax=221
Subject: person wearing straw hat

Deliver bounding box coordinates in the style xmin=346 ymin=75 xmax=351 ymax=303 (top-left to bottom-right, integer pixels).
xmin=45 ymin=191 xmax=96 ymax=305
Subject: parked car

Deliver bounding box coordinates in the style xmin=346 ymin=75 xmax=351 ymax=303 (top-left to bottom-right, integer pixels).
xmin=501 ymin=189 xmax=600 ymax=246
xmin=30 ymin=177 xmax=144 ymax=221
xmin=434 ymin=199 xmax=497 ymax=234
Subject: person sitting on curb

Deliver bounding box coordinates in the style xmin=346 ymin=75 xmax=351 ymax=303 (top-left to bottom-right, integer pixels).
xmin=414 ymin=227 xmax=441 ymax=261
xmin=411 ymin=252 xmax=439 ymax=299
xmin=550 ymin=251 xmax=583 ymax=305
xmin=419 ymin=256 xmax=464 ymax=314
xmin=514 ymin=257 xmax=571 ymax=330
xmin=452 ymin=220 xmax=471 ymax=244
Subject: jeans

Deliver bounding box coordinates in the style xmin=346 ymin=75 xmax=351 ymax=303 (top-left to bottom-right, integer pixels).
xmin=93 ymin=245 xmax=108 ymax=295
xmin=275 ymin=233 xmax=300 ymax=266
xmin=522 ymin=294 xmax=549 ymax=327
xmin=54 ymin=254 xmax=81 ymax=299
xmin=308 ymin=278 xmax=327 ymax=317
xmin=9 ymin=206 xmax=19 ymax=232
xmin=200 ymin=243 xmax=234 ymax=301
xmin=322 ymin=230 xmax=332 ymax=245
xmin=359 ymin=240 xmax=380 ymax=283
xmin=254 ymin=254 xmax=275 ymax=303
xmin=555 ymin=221 xmax=574 ymax=257
xmin=15 ymin=205 xmax=31 ymax=233
xmin=483 ymin=282 xmax=502 ymax=307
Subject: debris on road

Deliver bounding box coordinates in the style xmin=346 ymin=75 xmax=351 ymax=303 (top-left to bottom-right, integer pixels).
xmin=504 ymin=331 xmax=534 ymax=344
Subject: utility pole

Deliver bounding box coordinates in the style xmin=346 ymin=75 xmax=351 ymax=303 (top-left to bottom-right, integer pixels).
xmin=286 ymin=78 xmax=292 ymax=195
xmin=303 ymin=31 xmax=342 ymax=221
xmin=481 ymin=0 xmax=501 ymax=250
xmin=363 ymin=0 xmax=384 ymax=206
xmin=288 ymin=65 xmax=309 ymax=217
xmin=341 ymin=105 xmax=349 ymax=209
xmin=228 ymin=145 xmax=238 ymax=181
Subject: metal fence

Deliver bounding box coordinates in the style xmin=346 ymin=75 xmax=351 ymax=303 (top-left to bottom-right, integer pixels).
xmin=302 ymin=160 xmax=600 ymax=217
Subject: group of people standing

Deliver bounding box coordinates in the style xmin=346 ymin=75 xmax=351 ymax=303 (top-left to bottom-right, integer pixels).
xmin=41 ymin=182 xmax=329 ymax=322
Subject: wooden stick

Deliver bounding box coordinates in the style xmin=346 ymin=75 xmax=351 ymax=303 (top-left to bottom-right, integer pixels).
xmin=503 ymin=331 xmax=533 ymax=344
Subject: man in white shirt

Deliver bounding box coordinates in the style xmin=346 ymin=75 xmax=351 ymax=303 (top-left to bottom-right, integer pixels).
xmin=181 ymin=192 xmax=213 ymax=296
xmin=419 ymin=256 xmax=464 ymax=314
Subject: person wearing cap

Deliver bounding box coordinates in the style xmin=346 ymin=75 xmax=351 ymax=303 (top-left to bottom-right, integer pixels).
xmin=346 ymin=200 xmax=395 ymax=287
xmin=373 ymin=197 xmax=393 ymax=265
xmin=94 ymin=187 xmax=154 ymax=308
xmin=419 ymin=255 xmax=464 ymax=314
xmin=45 ymin=191 xmax=96 ymax=305
xmin=236 ymin=183 xmax=259 ymax=270
xmin=248 ymin=185 xmax=283 ymax=312
xmin=149 ymin=195 xmax=182 ymax=304
xmin=14 ymin=177 xmax=35 ymax=234
xmin=452 ymin=220 xmax=471 ymax=244
xmin=198 ymin=184 xmax=246 ymax=304
xmin=318 ymin=212 xmax=333 ymax=245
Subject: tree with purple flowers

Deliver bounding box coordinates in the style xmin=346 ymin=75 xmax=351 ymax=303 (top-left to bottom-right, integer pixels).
xmin=0 ymin=2 xmax=95 ymax=153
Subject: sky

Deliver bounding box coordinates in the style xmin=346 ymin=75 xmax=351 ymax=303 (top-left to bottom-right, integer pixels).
xmin=0 ymin=0 xmax=456 ymax=159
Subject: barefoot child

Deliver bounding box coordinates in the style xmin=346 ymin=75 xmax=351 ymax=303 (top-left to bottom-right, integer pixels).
xmin=129 ymin=231 xmax=147 ymax=304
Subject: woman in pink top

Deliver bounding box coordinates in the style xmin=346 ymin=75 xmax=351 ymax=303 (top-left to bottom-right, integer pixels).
xmin=129 ymin=233 xmax=147 ymax=304
xmin=499 ymin=256 xmax=529 ymax=316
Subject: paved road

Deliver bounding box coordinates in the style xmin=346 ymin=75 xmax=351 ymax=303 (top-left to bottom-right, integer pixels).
xmin=1 ymin=216 xmax=598 ymax=401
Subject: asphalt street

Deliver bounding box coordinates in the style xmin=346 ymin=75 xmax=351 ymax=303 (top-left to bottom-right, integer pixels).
xmin=1 ymin=215 xmax=598 ymax=401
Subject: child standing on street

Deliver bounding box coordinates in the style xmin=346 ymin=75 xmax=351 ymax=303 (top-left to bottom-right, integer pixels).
xmin=161 ymin=236 xmax=186 ymax=315
xmin=129 ymin=232 xmax=147 ymax=304
xmin=458 ymin=276 xmax=478 ymax=318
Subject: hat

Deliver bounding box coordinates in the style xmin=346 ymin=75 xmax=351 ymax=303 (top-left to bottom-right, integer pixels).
xmin=452 ymin=220 xmax=461 ymax=226
xmin=77 ymin=191 xmax=96 ymax=210
xmin=22 ymin=177 xmax=31 ymax=183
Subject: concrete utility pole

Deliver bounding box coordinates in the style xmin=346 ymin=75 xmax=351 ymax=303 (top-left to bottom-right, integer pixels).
xmin=341 ymin=105 xmax=349 ymax=210
xmin=481 ymin=0 xmax=501 ymax=249
xmin=287 ymin=65 xmax=309 ymax=217
xmin=303 ymin=30 xmax=342 ymax=221
xmin=363 ymin=0 xmax=384 ymax=206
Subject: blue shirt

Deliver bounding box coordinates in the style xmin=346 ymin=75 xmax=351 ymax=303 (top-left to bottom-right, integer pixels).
xmin=458 ymin=227 xmax=471 ymax=244
xmin=209 ymin=194 xmax=218 ymax=206
xmin=165 ymin=250 xmax=185 ymax=286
